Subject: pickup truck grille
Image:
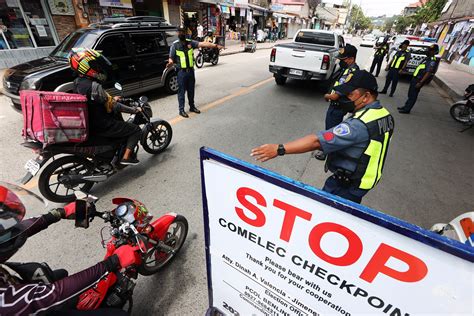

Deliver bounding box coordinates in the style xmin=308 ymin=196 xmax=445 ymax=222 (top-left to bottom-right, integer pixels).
xmin=3 ymin=77 xmax=20 ymax=94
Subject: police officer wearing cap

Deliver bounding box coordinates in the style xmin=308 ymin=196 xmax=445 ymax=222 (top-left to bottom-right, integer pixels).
xmin=370 ymin=37 xmax=389 ymax=77
xmin=251 ymin=70 xmax=395 ymax=203
xmin=380 ymin=40 xmax=411 ymax=97
xmin=314 ymin=44 xmax=359 ymax=160
xmin=167 ymin=27 xmax=223 ymax=118
xmin=398 ymin=44 xmax=440 ymax=114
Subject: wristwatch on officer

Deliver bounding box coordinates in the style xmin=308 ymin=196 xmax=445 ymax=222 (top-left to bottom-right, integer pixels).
xmin=277 ymin=144 xmax=286 ymax=156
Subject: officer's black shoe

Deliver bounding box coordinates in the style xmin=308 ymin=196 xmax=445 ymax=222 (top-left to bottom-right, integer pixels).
xmin=189 ymin=107 xmax=201 ymax=114
xmin=397 ymin=106 xmax=404 ymax=110
xmin=179 ymin=111 xmax=189 ymax=118
xmin=389 ymin=94 xmax=394 ymax=97
xmin=379 ymin=90 xmax=387 ymax=94
xmin=314 ymin=150 xmax=327 ymax=161
xmin=398 ymin=109 xmax=410 ymax=114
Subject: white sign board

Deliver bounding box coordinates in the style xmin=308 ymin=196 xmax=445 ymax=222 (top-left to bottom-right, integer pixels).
xmin=201 ymin=148 xmax=473 ymax=316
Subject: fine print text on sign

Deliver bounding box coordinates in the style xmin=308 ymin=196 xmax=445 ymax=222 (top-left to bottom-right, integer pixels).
xmin=201 ymin=149 xmax=473 ymax=316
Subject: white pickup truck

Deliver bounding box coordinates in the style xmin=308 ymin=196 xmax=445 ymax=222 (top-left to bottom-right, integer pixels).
xmin=269 ymin=29 xmax=344 ymax=86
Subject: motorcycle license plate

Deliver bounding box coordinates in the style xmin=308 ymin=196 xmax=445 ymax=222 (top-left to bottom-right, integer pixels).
xmin=289 ymin=69 xmax=303 ymax=76
xmin=24 ymin=159 xmax=40 ymax=176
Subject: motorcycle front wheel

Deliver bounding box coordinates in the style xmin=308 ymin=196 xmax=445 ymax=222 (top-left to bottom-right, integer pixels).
xmin=450 ymin=102 xmax=472 ymax=123
xmin=38 ymin=156 xmax=94 ymax=203
xmin=195 ymin=53 xmax=204 ymax=68
xmin=138 ymin=215 xmax=188 ymax=276
xmin=211 ymin=54 xmax=219 ymax=65
xmin=140 ymin=120 xmax=172 ymax=154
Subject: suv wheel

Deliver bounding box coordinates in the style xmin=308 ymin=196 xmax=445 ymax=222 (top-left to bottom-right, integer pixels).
xmin=165 ymin=72 xmax=178 ymax=94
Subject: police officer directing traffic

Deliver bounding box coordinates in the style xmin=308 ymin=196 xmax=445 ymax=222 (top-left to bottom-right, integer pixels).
xmin=380 ymin=40 xmax=411 ymax=97
xmin=398 ymin=44 xmax=439 ymax=114
xmin=314 ymin=43 xmax=359 ymax=161
xmin=251 ymin=70 xmax=395 ymax=203
xmin=167 ymin=27 xmax=223 ymax=118
xmin=369 ymin=36 xmax=389 ymax=77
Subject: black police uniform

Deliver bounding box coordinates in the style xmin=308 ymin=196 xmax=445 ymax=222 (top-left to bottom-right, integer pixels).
xmin=380 ymin=49 xmax=411 ymax=96
xmin=370 ymin=42 xmax=389 ymax=77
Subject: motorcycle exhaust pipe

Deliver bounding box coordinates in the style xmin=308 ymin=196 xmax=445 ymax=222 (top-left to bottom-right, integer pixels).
xmin=60 ymin=174 xmax=108 ymax=184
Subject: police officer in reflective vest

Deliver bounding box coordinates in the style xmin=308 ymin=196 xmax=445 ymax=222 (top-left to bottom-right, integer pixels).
xmin=398 ymin=44 xmax=440 ymax=114
xmin=314 ymin=44 xmax=359 ymax=160
xmin=370 ymin=37 xmax=389 ymax=77
xmin=251 ymin=70 xmax=394 ymax=203
xmin=380 ymin=40 xmax=411 ymax=97
xmin=167 ymin=27 xmax=223 ymax=118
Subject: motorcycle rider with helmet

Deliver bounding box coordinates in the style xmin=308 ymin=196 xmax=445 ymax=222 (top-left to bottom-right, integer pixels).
xmin=69 ymin=48 xmax=142 ymax=165
xmin=0 ymin=184 xmax=138 ymax=315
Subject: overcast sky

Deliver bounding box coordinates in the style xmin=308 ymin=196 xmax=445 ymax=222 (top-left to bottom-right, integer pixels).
xmin=323 ymin=0 xmax=415 ymax=17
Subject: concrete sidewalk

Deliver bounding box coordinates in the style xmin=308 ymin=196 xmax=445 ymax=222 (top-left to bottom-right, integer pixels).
xmin=221 ymin=39 xmax=291 ymax=56
xmin=433 ymin=62 xmax=474 ymax=100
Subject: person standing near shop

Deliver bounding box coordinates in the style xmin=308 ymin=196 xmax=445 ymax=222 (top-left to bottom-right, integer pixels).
xmin=370 ymin=37 xmax=389 ymax=77
xmin=398 ymin=44 xmax=440 ymax=114
xmin=380 ymin=40 xmax=411 ymax=97
xmin=167 ymin=27 xmax=223 ymax=118
xmin=314 ymin=44 xmax=359 ymax=160
xmin=197 ymin=23 xmax=204 ymax=41
xmin=251 ymin=70 xmax=395 ymax=204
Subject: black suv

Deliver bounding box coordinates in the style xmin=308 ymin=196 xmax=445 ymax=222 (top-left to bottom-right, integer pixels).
xmin=2 ymin=16 xmax=179 ymax=111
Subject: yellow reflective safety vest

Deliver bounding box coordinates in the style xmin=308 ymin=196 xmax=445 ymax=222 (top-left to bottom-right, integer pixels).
xmin=413 ymin=56 xmax=437 ymax=78
xmin=390 ymin=50 xmax=409 ymax=69
xmin=175 ymin=40 xmax=194 ymax=69
xmin=375 ymin=44 xmax=388 ymax=56
xmin=331 ymin=64 xmax=359 ymax=94
xmin=351 ymin=107 xmax=394 ymax=190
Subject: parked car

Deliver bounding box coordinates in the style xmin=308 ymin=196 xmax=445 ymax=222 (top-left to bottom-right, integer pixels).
xmin=269 ymin=29 xmax=343 ymax=86
xmin=2 ymin=16 xmax=179 ymax=111
xmin=360 ymin=35 xmax=376 ymax=47
xmin=388 ymin=40 xmax=440 ymax=75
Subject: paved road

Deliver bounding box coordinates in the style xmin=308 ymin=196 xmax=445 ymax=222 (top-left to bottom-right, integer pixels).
xmin=0 ymin=39 xmax=472 ymax=315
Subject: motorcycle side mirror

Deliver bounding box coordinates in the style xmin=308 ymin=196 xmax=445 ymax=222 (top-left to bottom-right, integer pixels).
xmin=114 ymin=82 xmax=123 ymax=91
xmin=139 ymin=96 xmax=148 ymax=104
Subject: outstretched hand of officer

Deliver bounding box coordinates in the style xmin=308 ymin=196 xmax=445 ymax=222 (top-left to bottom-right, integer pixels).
xmin=251 ymin=144 xmax=278 ymax=162
xmin=324 ymin=93 xmax=339 ymax=101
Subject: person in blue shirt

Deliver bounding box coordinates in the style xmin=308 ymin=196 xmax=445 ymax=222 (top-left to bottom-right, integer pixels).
xmin=167 ymin=27 xmax=223 ymax=118
xmin=398 ymin=44 xmax=440 ymax=114
xmin=251 ymin=70 xmax=395 ymax=203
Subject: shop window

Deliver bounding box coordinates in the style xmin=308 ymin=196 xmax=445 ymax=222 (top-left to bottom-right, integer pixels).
xmin=96 ymin=34 xmax=129 ymax=59
xmin=130 ymin=32 xmax=166 ymax=56
xmin=20 ymin=0 xmax=55 ymax=47
xmin=0 ymin=0 xmax=34 ymax=49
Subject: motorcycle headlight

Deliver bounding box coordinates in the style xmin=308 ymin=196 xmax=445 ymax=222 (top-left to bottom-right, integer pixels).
xmin=20 ymin=77 xmax=41 ymax=91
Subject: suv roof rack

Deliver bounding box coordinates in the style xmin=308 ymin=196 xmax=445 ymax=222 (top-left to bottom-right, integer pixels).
xmin=92 ymin=16 xmax=171 ymax=29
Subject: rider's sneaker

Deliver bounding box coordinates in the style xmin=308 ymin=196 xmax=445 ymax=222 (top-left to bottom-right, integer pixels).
xmin=120 ymin=157 xmax=140 ymax=166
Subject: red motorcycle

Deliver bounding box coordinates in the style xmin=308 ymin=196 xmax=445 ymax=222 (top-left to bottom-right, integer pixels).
xmin=73 ymin=194 xmax=188 ymax=312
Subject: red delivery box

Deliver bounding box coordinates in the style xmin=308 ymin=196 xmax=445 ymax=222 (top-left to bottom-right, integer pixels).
xmin=20 ymin=90 xmax=88 ymax=144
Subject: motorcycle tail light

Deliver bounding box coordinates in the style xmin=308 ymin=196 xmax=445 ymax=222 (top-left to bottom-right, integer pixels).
xmin=321 ymin=54 xmax=330 ymax=70
xmin=270 ymin=48 xmax=276 ymax=62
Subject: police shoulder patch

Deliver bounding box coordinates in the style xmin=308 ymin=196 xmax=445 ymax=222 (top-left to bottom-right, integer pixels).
xmin=333 ymin=123 xmax=351 ymax=136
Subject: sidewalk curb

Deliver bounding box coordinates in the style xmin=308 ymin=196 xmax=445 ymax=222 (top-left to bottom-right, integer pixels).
xmin=220 ymin=44 xmax=275 ymax=57
xmin=432 ymin=74 xmax=462 ymax=101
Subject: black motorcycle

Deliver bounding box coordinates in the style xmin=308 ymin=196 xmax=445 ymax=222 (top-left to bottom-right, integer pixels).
xmin=195 ymin=47 xmax=219 ymax=68
xmin=20 ymin=85 xmax=172 ymax=203
xmin=450 ymin=84 xmax=474 ymax=130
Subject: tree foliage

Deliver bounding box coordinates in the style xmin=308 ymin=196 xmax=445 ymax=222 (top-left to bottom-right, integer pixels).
xmin=349 ymin=4 xmax=372 ymax=31
xmin=393 ymin=0 xmax=447 ymax=34
xmin=308 ymin=0 xmax=321 ymax=18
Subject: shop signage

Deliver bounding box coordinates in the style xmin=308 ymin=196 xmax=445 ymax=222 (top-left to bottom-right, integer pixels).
xmin=201 ymin=147 xmax=473 ymax=316
xmin=47 ymin=0 xmax=75 ymax=16
xmin=234 ymin=0 xmax=248 ymax=7
xmin=99 ymin=0 xmax=133 ymax=9
xmin=271 ymin=4 xmax=284 ymax=11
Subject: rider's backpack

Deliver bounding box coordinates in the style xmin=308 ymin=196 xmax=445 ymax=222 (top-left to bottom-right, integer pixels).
xmin=20 ymin=90 xmax=88 ymax=144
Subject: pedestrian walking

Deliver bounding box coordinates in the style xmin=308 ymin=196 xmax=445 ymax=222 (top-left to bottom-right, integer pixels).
xmin=398 ymin=44 xmax=440 ymax=114
xmin=314 ymin=44 xmax=359 ymax=160
xmin=251 ymin=70 xmax=395 ymax=203
xmin=380 ymin=40 xmax=411 ymax=97
xmin=167 ymin=27 xmax=223 ymax=118
xmin=370 ymin=37 xmax=389 ymax=77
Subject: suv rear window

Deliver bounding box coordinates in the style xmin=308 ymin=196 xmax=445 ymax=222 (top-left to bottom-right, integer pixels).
xmin=295 ymin=32 xmax=335 ymax=46
xmin=50 ymin=30 xmax=98 ymax=59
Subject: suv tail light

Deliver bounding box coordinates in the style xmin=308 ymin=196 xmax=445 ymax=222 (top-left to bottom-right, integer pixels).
xmin=321 ymin=54 xmax=330 ymax=70
xmin=270 ymin=48 xmax=276 ymax=62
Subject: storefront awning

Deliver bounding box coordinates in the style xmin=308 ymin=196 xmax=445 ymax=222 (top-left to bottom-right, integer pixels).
xmin=248 ymin=4 xmax=269 ymax=13
xmin=273 ymin=12 xmax=292 ymax=19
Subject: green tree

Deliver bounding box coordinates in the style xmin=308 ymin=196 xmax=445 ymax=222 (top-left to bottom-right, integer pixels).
xmin=382 ymin=16 xmax=398 ymax=33
xmin=349 ymin=4 xmax=373 ymax=31
xmin=413 ymin=0 xmax=447 ymax=24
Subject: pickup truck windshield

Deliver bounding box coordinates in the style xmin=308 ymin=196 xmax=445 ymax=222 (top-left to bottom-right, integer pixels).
xmin=50 ymin=30 xmax=98 ymax=59
xmin=295 ymin=32 xmax=335 ymax=46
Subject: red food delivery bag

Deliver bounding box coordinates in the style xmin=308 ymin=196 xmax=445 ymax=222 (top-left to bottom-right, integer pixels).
xmin=20 ymin=90 xmax=88 ymax=144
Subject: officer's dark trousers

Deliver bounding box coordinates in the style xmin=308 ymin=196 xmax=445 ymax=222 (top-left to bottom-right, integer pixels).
xmin=325 ymin=105 xmax=347 ymax=130
xmin=402 ymin=79 xmax=421 ymax=112
xmin=177 ymin=69 xmax=195 ymax=112
xmin=381 ymin=68 xmax=400 ymax=95
xmin=370 ymin=56 xmax=384 ymax=77
xmin=322 ymin=175 xmax=368 ymax=204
